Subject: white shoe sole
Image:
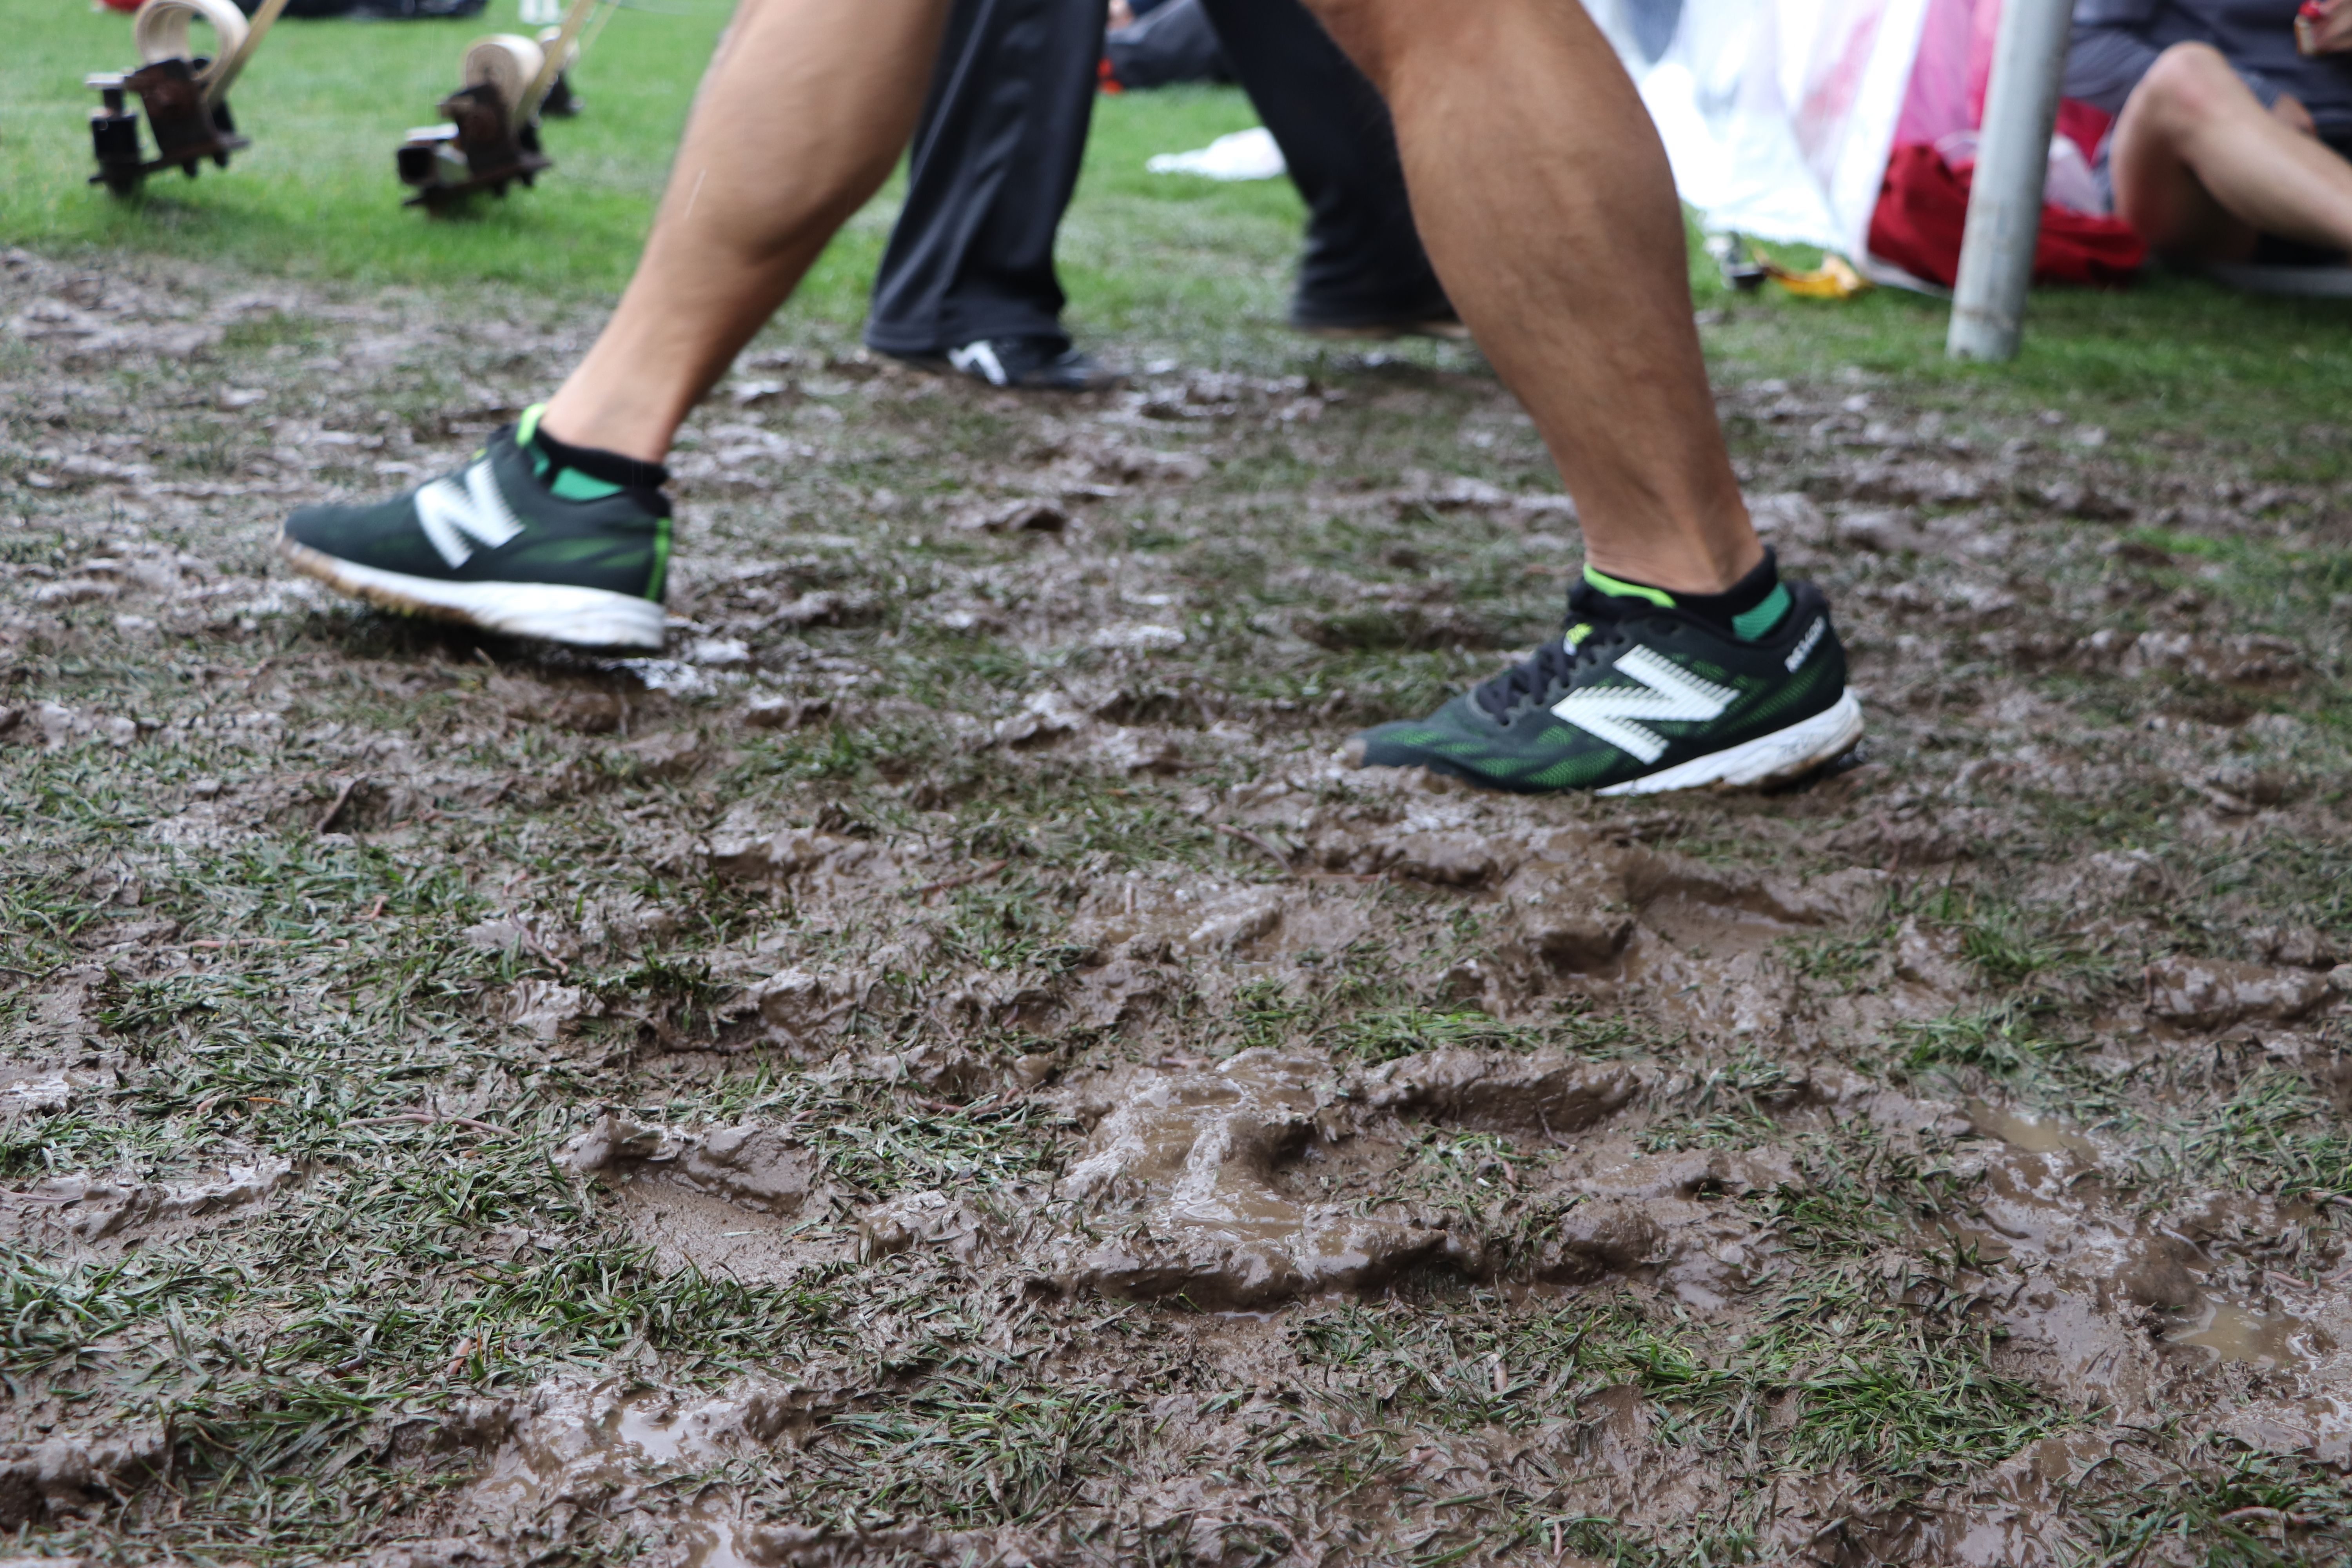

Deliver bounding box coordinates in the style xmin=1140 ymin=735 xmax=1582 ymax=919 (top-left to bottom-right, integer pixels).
xmin=278 ymin=534 xmax=666 ymax=651
xmin=1597 ymin=691 xmax=1866 ymax=796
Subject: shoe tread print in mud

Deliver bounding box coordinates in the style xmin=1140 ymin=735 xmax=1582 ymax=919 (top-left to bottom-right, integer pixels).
xmin=1348 ymin=576 xmax=1863 ymax=795
xmin=276 ymin=407 xmax=672 ymax=651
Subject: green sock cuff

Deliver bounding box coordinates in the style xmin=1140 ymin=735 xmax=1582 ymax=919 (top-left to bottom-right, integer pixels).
xmin=516 ymin=402 xmax=629 ymax=501
xmin=1582 ymin=565 xmax=1678 ymax=608
xmin=1582 ymin=554 xmax=1791 ymax=641
xmin=550 ymin=469 xmax=628 ymax=501
xmin=1732 ymin=581 xmax=1793 ymax=641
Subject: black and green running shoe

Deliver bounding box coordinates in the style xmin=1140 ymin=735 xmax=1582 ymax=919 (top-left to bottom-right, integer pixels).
xmin=1347 ymin=573 xmax=1863 ymax=795
xmin=276 ymin=407 xmax=671 ymax=650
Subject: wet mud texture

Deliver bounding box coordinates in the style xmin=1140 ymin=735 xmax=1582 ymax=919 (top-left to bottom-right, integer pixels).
xmin=7 ymin=243 xmax=2352 ymax=1565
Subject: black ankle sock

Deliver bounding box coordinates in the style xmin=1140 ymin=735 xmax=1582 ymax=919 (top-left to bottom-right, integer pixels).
xmin=1583 ymin=547 xmax=1790 ymax=641
xmin=529 ymin=422 xmax=670 ymax=491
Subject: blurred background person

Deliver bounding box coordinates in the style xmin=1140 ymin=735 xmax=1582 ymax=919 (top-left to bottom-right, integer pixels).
xmin=866 ymin=0 xmax=1458 ymax=392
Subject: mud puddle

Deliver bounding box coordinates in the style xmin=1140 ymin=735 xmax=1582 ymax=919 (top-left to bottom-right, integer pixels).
xmin=2167 ymin=1295 xmax=2326 ymax=1371
xmin=1964 ymin=1098 xmax=2103 ymax=1161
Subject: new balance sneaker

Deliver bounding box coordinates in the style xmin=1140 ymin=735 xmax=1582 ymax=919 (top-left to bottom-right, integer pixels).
xmin=276 ymin=407 xmax=670 ymax=650
xmin=1346 ymin=572 xmax=1863 ymax=795
xmin=888 ymin=336 xmax=1122 ymax=392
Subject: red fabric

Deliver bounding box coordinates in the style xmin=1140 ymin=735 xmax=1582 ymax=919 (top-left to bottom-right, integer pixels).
xmin=1868 ymin=142 xmax=2147 ymax=288
xmin=2054 ymin=100 xmax=2114 ymax=161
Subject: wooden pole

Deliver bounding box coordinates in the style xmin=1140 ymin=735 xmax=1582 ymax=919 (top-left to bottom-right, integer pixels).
xmin=520 ymin=0 xmax=600 ymax=123
xmin=201 ymin=0 xmax=292 ymax=108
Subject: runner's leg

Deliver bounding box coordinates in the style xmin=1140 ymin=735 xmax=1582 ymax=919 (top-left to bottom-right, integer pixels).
xmin=273 ymin=0 xmax=955 ymax=648
xmin=1320 ymin=0 xmax=1861 ymax=793
xmin=1295 ymin=0 xmax=1757 ymax=595
xmin=541 ymin=0 xmax=955 ymax=460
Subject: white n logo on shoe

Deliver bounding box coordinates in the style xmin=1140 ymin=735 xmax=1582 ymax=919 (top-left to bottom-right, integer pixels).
xmin=1552 ymin=646 xmax=1737 ymax=764
xmin=414 ymin=461 xmax=524 ymax=569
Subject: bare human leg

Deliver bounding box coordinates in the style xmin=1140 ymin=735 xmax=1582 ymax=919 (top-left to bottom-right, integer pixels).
xmin=278 ymin=0 xmax=952 ymax=649
xmin=540 ymin=0 xmax=954 ymax=460
xmin=283 ymin=0 xmax=1858 ymax=790
xmin=1328 ymin=0 xmax=1863 ymax=792
xmin=2111 ymin=40 xmax=2352 ymax=261
xmin=1300 ymin=0 xmax=1759 ymax=597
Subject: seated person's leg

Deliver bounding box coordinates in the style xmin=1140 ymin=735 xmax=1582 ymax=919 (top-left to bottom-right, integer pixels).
xmin=1198 ymin=0 xmax=1456 ymax=338
xmin=2112 ymin=40 xmax=2352 ymax=260
xmin=276 ymin=0 xmax=950 ymax=649
xmin=1311 ymin=0 xmax=1862 ymax=793
xmin=866 ymin=0 xmax=1116 ymax=390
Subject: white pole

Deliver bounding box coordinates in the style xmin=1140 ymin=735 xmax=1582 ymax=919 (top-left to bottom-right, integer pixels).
xmin=1947 ymin=0 xmax=2074 ymax=360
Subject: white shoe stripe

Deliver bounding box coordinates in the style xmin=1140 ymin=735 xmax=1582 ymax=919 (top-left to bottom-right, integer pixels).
xmin=1551 ymin=645 xmax=1739 ymax=764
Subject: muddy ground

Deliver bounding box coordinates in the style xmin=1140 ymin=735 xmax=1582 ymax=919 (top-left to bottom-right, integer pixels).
xmin=5 ymin=240 xmax=2352 ymax=1567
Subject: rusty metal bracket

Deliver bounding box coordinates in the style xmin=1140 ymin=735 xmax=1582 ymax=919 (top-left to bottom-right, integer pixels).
xmin=396 ymin=82 xmax=553 ymax=211
xmin=87 ymin=59 xmax=249 ymax=196
xmin=397 ymin=0 xmax=599 ymax=214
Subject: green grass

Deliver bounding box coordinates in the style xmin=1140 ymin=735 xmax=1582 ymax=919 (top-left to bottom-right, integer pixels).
xmin=2 ymin=0 xmax=728 ymax=290
xmin=0 ymin=0 xmax=1309 ymax=347
xmin=19 ymin=0 xmax=2352 ymax=457
xmin=1704 ymin=235 xmax=2352 ymax=484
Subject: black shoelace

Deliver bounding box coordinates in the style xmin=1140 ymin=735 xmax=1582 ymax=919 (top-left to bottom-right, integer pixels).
xmin=1472 ymin=617 xmax=1638 ymax=720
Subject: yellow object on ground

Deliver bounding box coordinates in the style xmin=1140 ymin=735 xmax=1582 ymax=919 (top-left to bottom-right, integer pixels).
xmin=1761 ymin=254 xmax=1872 ymax=299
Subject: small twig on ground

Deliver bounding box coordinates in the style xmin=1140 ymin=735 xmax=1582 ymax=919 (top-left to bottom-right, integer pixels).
xmin=518 ymin=925 xmax=570 ymax=976
xmin=913 ymin=858 xmax=1011 ymax=898
xmin=315 ymin=775 xmax=364 ymax=835
xmin=354 ymin=1110 xmax=514 ymax=1137
xmin=1214 ymin=823 xmax=1293 ymax=875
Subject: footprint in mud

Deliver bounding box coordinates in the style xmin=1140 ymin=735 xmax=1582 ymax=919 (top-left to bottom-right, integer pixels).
xmin=859 ymin=1047 xmax=1661 ymax=1310
xmin=420 ymin=1379 xmax=1045 ymax=1568
xmin=563 ymin=1112 xmax=827 ymax=1214
xmin=1045 ymin=1049 xmax=1483 ymax=1308
xmin=561 ymin=1113 xmax=849 ymax=1281
xmin=2 ymin=1158 xmax=297 ymax=1247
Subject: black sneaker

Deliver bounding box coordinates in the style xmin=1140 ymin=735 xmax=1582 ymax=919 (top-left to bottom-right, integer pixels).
xmin=892 ymin=336 xmax=1121 ymax=392
xmin=1289 ymin=301 xmax=1471 ymax=342
xmin=1345 ymin=573 xmax=1863 ymax=795
xmin=1292 ymin=315 xmax=1472 ymax=343
xmin=276 ymin=407 xmax=670 ymax=650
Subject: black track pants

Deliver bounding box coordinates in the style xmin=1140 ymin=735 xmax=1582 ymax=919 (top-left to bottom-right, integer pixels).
xmin=864 ymin=0 xmax=1105 ymax=357
xmin=863 ymin=0 xmax=1445 ymax=355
